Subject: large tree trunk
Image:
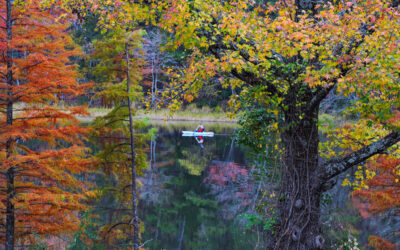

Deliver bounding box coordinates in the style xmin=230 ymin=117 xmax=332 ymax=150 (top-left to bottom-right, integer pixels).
xmin=274 ymin=86 xmax=324 ymax=249
xmin=271 ymin=83 xmax=400 ymax=249
xmin=5 ymin=0 xmax=15 ymax=249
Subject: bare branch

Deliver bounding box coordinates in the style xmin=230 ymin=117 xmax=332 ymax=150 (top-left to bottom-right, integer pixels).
xmin=139 ymin=239 xmax=153 ymax=248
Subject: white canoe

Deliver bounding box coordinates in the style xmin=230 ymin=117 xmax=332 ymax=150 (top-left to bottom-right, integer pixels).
xmin=182 ymin=131 xmax=215 ymax=137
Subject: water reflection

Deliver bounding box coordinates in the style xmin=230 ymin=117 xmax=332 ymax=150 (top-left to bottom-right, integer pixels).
xmin=77 ymin=122 xmax=400 ymax=249
xmin=139 ymin=123 xmax=263 ymax=249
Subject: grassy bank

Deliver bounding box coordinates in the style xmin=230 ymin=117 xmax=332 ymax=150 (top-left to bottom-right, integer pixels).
xmin=80 ymin=107 xmax=238 ymax=123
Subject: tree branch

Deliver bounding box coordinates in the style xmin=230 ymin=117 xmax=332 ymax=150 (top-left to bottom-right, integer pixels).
xmin=231 ymin=68 xmax=282 ymax=97
xmin=306 ymin=83 xmax=336 ymax=114
xmin=322 ymin=131 xmax=400 ymax=181
xmin=106 ymin=221 xmax=131 ymax=235
xmin=305 ymin=18 xmax=375 ymax=113
xmin=206 ymin=32 xmax=283 ymax=97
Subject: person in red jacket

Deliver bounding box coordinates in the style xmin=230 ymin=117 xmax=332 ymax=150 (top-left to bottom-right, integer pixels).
xmin=195 ymin=124 xmax=205 ymax=147
xmin=196 ymin=124 xmax=204 ymax=132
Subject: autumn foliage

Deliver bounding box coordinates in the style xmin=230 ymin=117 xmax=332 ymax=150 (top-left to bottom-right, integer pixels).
xmin=2 ymin=0 xmax=398 ymax=248
xmin=0 ymin=0 xmax=93 ymax=246
xmin=154 ymin=0 xmax=400 ymax=248
xmin=354 ymin=156 xmax=400 ymax=213
xmin=350 ymin=155 xmax=400 ymax=248
xmin=368 ymin=235 xmax=399 ymax=250
xmin=204 ymin=162 xmax=253 ymax=219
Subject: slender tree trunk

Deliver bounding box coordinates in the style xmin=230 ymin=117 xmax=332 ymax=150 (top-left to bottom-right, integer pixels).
xmin=155 ymin=210 xmax=161 ymax=240
xmin=154 ymin=53 xmax=158 ymax=111
xmin=177 ymin=216 xmax=186 ymax=250
xmin=151 ymin=56 xmax=155 ymax=108
xmin=5 ymin=0 xmax=15 ymax=249
xmin=273 ymin=86 xmax=324 ymax=250
xmin=125 ymin=44 xmax=139 ymax=250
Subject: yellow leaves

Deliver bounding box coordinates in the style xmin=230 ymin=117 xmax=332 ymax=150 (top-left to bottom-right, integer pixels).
xmin=366 ymin=169 xmax=376 ymax=180
xmin=321 ymin=118 xmax=393 ymax=160
xmin=342 ymin=166 xmax=372 ymax=190
xmin=0 ymin=151 xmax=6 ymax=161
xmin=272 ymin=122 xmax=278 ymax=130
xmin=342 ymin=178 xmax=351 ymax=187
xmin=168 ymin=99 xmax=181 ymax=112
xmin=230 ymin=78 xmax=244 ymax=89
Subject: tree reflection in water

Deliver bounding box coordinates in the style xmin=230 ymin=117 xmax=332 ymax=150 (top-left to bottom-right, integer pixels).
xmin=139 ymin=124 xmax=267 ymax=249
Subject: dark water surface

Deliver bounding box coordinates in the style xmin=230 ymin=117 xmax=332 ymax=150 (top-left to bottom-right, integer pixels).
xmin=137 ymin=122 xmax=400 ymax=249
xmin=84 ymin=122 xmax=399 ymax=249
xmin=138 ymin=122 xmax=266 ymax=250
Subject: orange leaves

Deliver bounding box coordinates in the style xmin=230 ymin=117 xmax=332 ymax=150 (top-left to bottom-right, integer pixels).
xmin=184 ymin=93 xmax=194 ymax=102
xmin=0 ymin=0 xmax=95 ymax=245
xmin=70 ymin=106 xmax=91 ymax=116
xmin=368 ymin=235 xmax=399 ymax=249
xmin=158 ymin=0 xmax=400 ymax=100
xmin=0 ymin=4 xmax=83 ymax=104
xmin=353 ymin=155 xmax=400 ymax=213
xmin=290 ymin=31 xmax=308 ymax=41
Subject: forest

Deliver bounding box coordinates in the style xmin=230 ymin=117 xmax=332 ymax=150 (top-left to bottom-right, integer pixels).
xmin=0 ymin=0 xmax=399 ymax=249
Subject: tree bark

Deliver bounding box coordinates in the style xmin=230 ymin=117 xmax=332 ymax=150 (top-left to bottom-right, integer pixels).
xmin=126 ymin=44 xmax=139 ymax=250
xmin=273 ymin=79 xmax=400 ymax=249
xmin=5 ymin=0 xmax=15 ymax=249
xmin=273 ymin=85 xmax=324 ymax=250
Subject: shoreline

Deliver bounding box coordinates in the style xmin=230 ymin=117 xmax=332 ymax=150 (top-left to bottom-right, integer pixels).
xmin=78 ymin=108 xmax=238 ymax=123
xmin=135 ymin=113 xmax=237 ymax=123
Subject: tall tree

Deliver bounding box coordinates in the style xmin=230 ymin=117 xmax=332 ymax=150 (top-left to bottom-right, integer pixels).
xmin=154 ymin=0 xmax=400 ymax=248
xmin=90 ymin=29 xmax=151 ymax=249
xmin=83 ymin=2 xmax=152 ymax=248
xmin=0 ymin=0 xmax=93 ymax=248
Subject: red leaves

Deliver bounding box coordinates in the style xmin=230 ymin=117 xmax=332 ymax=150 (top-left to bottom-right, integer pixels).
xmin=203 ymin=162 xmax=253 ymax=217
xmin=353 ymin=155 xmax=400 ymax=213
xmin=350 ymin=155 xmax=400 ymax=246
xmin=205 ymin=162 xmax=249 ymax=186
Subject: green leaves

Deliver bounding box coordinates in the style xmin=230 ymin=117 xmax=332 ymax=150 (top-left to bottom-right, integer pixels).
xmin=91 ymin=29 xmax=144 ymax=106
xmin=241 ymin=213 xmax=276 ymax=233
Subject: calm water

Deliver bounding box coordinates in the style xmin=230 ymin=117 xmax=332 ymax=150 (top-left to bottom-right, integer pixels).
xmin=138 ymin=122 xmax=266 ymax=249
xmin=84 ymin=122 xmax=399 ymax=249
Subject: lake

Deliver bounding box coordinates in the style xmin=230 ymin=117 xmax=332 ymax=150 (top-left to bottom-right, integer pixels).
xmin=138 ymin=122 xmax=266 ymax=249
xmin=82 ymin=121 xmax=399 ymax=249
